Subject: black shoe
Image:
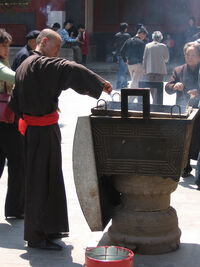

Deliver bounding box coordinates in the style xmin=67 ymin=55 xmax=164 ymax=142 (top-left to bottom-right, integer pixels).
xmin=47 ymin=232 xmax=69 ymax=239
xmin=181 ymin=170 xmax=191 ymax=178
xmin=28 ymin=239 xmax=62 ymax=251
xmin=197 ymin=186 xmax=200 ymax=191
xmin=5 ymin=214 xmax=24 ymax=220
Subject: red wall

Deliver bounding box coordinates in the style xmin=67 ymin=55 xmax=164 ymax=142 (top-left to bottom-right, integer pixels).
xmin=94 ymin=0 xmax=200 ymax=34
xmin=0 ymin=0 xmax=65 ymax=45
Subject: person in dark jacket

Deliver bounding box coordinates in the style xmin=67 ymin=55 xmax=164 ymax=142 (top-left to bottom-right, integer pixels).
xmin=9 ymin=29 xmax=112 ymax=251
xmin=184 ymin=17 xmax=198 ymax=43
xmin=165 ymin=41 xmax=200 ymax=178
xmin=121 ymin=26 xmax=148 ymax=90
xmin=114 ymin=22 xmax=131 ymax=89
xmin=11 ymin=30 xmax=40 ymax=71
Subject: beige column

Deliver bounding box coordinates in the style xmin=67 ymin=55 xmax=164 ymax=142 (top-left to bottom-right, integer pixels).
xmin=85 ymin=0 xmax=93 ymax=33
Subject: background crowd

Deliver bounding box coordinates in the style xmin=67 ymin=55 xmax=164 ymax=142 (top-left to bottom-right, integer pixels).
xmin=114 ymin=17 xmax=200 ymax=187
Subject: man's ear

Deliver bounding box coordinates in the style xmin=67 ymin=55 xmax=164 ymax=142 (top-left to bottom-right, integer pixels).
xmin=41 ymin=37 xmax=48 ymax=46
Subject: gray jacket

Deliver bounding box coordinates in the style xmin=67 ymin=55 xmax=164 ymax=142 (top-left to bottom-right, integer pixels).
xmin=143 ymin=41 xmax=169 ymax=75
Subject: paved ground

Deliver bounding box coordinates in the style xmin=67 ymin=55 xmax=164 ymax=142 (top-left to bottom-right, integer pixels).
xmin=0 ymin=64 xmax=200 ymax=266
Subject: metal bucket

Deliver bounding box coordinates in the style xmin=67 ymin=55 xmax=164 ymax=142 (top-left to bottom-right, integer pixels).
xmin=85 ymin=246 xmax=134 ymax=266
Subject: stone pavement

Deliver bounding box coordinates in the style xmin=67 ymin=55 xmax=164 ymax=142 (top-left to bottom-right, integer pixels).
xmin=0 ymin=68 xmax=200 ymax=266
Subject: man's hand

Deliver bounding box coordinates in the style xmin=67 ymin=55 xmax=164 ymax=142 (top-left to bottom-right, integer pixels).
xmin=173 ymin=82 xmax=184 ymax=91
xmin=187 ymin=89 xmax=198 ymax=99
xmin=77 ymin=39 xmax=84 ymax=44
xmin=103 ymin=81 xmax=112 ymax=95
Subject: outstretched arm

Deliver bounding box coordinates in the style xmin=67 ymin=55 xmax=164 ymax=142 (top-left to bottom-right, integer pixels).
xmin=60 ymin=60 xmax=112 ymax=99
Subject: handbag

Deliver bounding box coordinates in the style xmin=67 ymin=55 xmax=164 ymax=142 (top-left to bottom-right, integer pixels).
xmin=0 ymin=82 xmax=14 ymax=123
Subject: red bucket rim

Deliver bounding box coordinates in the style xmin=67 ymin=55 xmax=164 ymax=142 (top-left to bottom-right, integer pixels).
xmin=85 ymin=245 xmax=134 ymax=263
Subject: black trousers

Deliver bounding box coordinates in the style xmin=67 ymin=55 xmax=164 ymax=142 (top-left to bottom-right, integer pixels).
xmin=0 ymin=122 xmax=25 ymax=217
xmin=82 ymin=54 xmax=87 ymax=65
xmin=24 ymin=124 xmax=69 ymax=243
xmin=184 ymin=110 xmax=200 ymax=173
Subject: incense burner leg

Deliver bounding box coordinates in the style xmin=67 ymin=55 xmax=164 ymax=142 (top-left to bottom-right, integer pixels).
xmin=108 ymin=175 xmax=181 ymax=254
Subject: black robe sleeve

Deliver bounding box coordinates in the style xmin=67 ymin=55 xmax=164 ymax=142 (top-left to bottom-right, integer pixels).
xmin=58 ymin=60 xmax=106 ymax=99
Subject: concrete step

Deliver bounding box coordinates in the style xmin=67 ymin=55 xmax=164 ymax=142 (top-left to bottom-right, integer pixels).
xmin=87 ymin=62 xmax=118 ymax=73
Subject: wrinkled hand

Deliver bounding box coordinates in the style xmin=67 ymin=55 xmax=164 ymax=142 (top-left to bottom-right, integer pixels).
xmin=187 ymin=89 xmax=198 ymax=99
xmin=103 ymin=81 xmax=112 ymax=95
xmin=173 ymin=82 xmax=184 ymax=91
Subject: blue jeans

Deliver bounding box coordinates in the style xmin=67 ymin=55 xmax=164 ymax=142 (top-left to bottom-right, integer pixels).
xmin=195 ymin=152 xmax=200 ymax=187
xmin=116 ymin=57 xmax=128 ymax=89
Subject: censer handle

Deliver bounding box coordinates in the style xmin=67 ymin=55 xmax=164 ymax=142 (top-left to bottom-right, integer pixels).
xmin=121 ymin=88 xmax=150 ymax=119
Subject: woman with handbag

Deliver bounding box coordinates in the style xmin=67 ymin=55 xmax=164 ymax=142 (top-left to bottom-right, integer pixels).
xmin=0 ymin=28 xmax=24 ymax=219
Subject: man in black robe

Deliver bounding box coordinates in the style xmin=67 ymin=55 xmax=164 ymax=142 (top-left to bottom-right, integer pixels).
xmin=9 ymin=29 xmax=112 ymax=250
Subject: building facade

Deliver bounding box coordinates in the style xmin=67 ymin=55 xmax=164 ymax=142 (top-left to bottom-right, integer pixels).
xmin=0 ymin=0 xmax=200 ymax=59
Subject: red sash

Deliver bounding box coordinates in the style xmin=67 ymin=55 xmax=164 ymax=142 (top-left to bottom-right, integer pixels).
xmin=18 ymin=111 xmax=59 ymax=136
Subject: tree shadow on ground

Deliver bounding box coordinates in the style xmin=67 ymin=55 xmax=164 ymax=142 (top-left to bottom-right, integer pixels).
xmin=20 ymin=243 xmax=83 ymax=267
xmin=97 ymin=232 xmax=200 ymax=267
xmin=0 ymin=221 xmax=83 ymax=266
xmin=0 ymin=220 xmax=25 ymax=250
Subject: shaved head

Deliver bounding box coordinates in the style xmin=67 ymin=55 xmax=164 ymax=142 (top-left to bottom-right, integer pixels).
xmin=35 ymin=29 xmax=62 ymax=57
xmin=36 ymin=29 xmax=61 ymax=45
